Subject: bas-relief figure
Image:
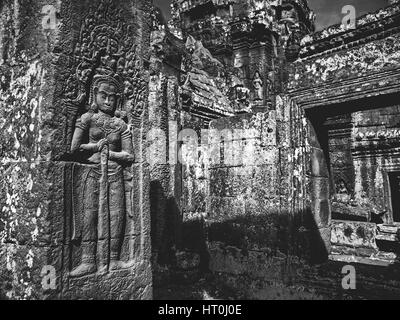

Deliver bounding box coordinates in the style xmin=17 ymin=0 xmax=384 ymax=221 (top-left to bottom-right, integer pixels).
xmin=69 ymin=73 xmax=135 ymax=277
xmin=252 ymin=71 xmax=263 ymax=101
xmin=58 ymin=0 xmax=149 ymax=280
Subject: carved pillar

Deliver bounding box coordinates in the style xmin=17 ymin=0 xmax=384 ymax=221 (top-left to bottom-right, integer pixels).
xmin=0 ymin=0 xmax=152 ymax=300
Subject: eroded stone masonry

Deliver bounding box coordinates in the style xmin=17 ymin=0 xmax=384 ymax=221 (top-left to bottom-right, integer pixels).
xmin=1 ymin=0 xmax=400 ymax=299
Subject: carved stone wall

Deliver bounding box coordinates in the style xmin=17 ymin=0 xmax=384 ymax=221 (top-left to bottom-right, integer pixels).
xmin=148 ymin=22 xmax=183 ymax=268
xmin=204 ymin=96 xmax=332 ymax=298
xmin=151 ymin=0 xmax=400 ymax=300
xmin=0 ymin=0 xmax=152 ymax=299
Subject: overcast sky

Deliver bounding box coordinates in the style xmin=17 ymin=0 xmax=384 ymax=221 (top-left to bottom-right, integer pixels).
xmin=154 ymin=0 xmax=388 ymax=31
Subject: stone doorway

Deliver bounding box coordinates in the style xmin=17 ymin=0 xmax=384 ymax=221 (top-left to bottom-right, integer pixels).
xmin=306 ymin=97 xmax=400 ymax=264
xmin=388 ymin=172 xmax=400 ymax=223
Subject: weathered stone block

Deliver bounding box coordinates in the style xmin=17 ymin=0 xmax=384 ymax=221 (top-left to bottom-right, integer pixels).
xmin=254 ymin=146 xmax=279 ymax=166
xmin=209 ymin=196 xmax=245 ymax=220
xmin=241 ymin=138 xmax=259 ymax=166
xmin=307 ymin=119 xmax=322 ymax=149
xmin=308 ymin=147 xmax=329 ymax=178
xmin=331 ymin=221 xmax=378 ymax=251
xmin=0 ymin=243 xmax=64 ymax=300
xmin=305 ymin=177 xmax=331 ymax=228
xmin=252 ymin=165 xmax=278 ymax=198
xmin=313 ymin=199 xmax=331 ymax=228
xmin=226 ymin=166 xmax=254 ymax=197
xmin=210 ymin=208 xmax=293 ymax=252
xmin=275 ymin=95 xmax=291 ymax=123
xmin=209 ymin=167 xmax=228 ymax=196
xmin=210 ymin=113 xmax=260 ymax=132
xmin=245 ymin=196 xmax=281 ymax=216
xmin=260 ymin=113 xmax=277 ymax=147
xmin=182 ymin=174 xmax=207 ymax=214
xmin=0 ymin=161 xmax=65 ymax=247
xmin=276 ymin=121 xmax=291 ymax=147
xmin=223 ymin=139 xmax=245 ymax=166
xmin=310 ymin=177 xmax=330 ymax=201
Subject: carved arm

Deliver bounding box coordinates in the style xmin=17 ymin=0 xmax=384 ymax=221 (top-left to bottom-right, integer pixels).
xmin=109 ymin=128 xmax=135 ymax=163
xmin=70 ymin=126 xmax=98 ymax=154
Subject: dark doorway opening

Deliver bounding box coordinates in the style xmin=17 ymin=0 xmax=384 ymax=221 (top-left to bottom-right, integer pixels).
xmin=389 ymin=172 xmax=400 ymax=223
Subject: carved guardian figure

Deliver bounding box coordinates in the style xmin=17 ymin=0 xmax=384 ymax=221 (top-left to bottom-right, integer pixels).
xmin=70 ymin=74 xmax=134 ymax=277
xmin=253 ymin=71 xmax=264 ymax=101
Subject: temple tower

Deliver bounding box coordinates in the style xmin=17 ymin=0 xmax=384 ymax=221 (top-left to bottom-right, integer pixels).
xmin=171 ymin=0 xmax=315 ymax=112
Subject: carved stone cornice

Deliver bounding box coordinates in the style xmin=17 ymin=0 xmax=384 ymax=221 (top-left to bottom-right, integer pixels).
xmin=288 ymin=67 xmax=400 ymax=110
xmin=172 ymin=0 xmax=315 ymax=56
xmin=351 ymin=145 xmax=400 ymax=160
xmin=351 ymin=129 xmax=400 ymax=159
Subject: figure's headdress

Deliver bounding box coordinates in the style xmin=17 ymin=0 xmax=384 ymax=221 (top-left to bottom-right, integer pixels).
xmin=73 ymin=12 xmax=146 ymax=120
xmin=88 ymin=55 xmax=124 ymax=112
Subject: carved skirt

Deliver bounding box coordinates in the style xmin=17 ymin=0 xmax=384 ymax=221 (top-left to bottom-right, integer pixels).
xmin=72 ymin=163 xmax=126 ymax=242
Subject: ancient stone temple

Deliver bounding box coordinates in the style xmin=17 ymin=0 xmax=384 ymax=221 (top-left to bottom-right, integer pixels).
xmin=1 ymin=0 xmax=400 ymax=300
xmin=150 ymin=0 xmax=400 ymax=300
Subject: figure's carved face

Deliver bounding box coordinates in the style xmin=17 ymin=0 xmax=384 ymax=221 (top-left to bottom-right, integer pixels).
xmin=282 ymin=6 xmax=298 ymax=21
xmin=95 ymin=82 xmax=119 ymax=115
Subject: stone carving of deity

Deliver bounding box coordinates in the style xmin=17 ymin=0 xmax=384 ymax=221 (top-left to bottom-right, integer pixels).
xmin=230 ymin=67 xmax=249 ymax=105
xmin=253 ymin=71 xmax=263 ymax=101
xmin=69 ymin=74 xmax=135 ymax=277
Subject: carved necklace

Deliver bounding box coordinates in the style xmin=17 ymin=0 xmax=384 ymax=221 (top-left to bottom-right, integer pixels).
xmin=94 ymin=113 xmax=122 ymax=137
